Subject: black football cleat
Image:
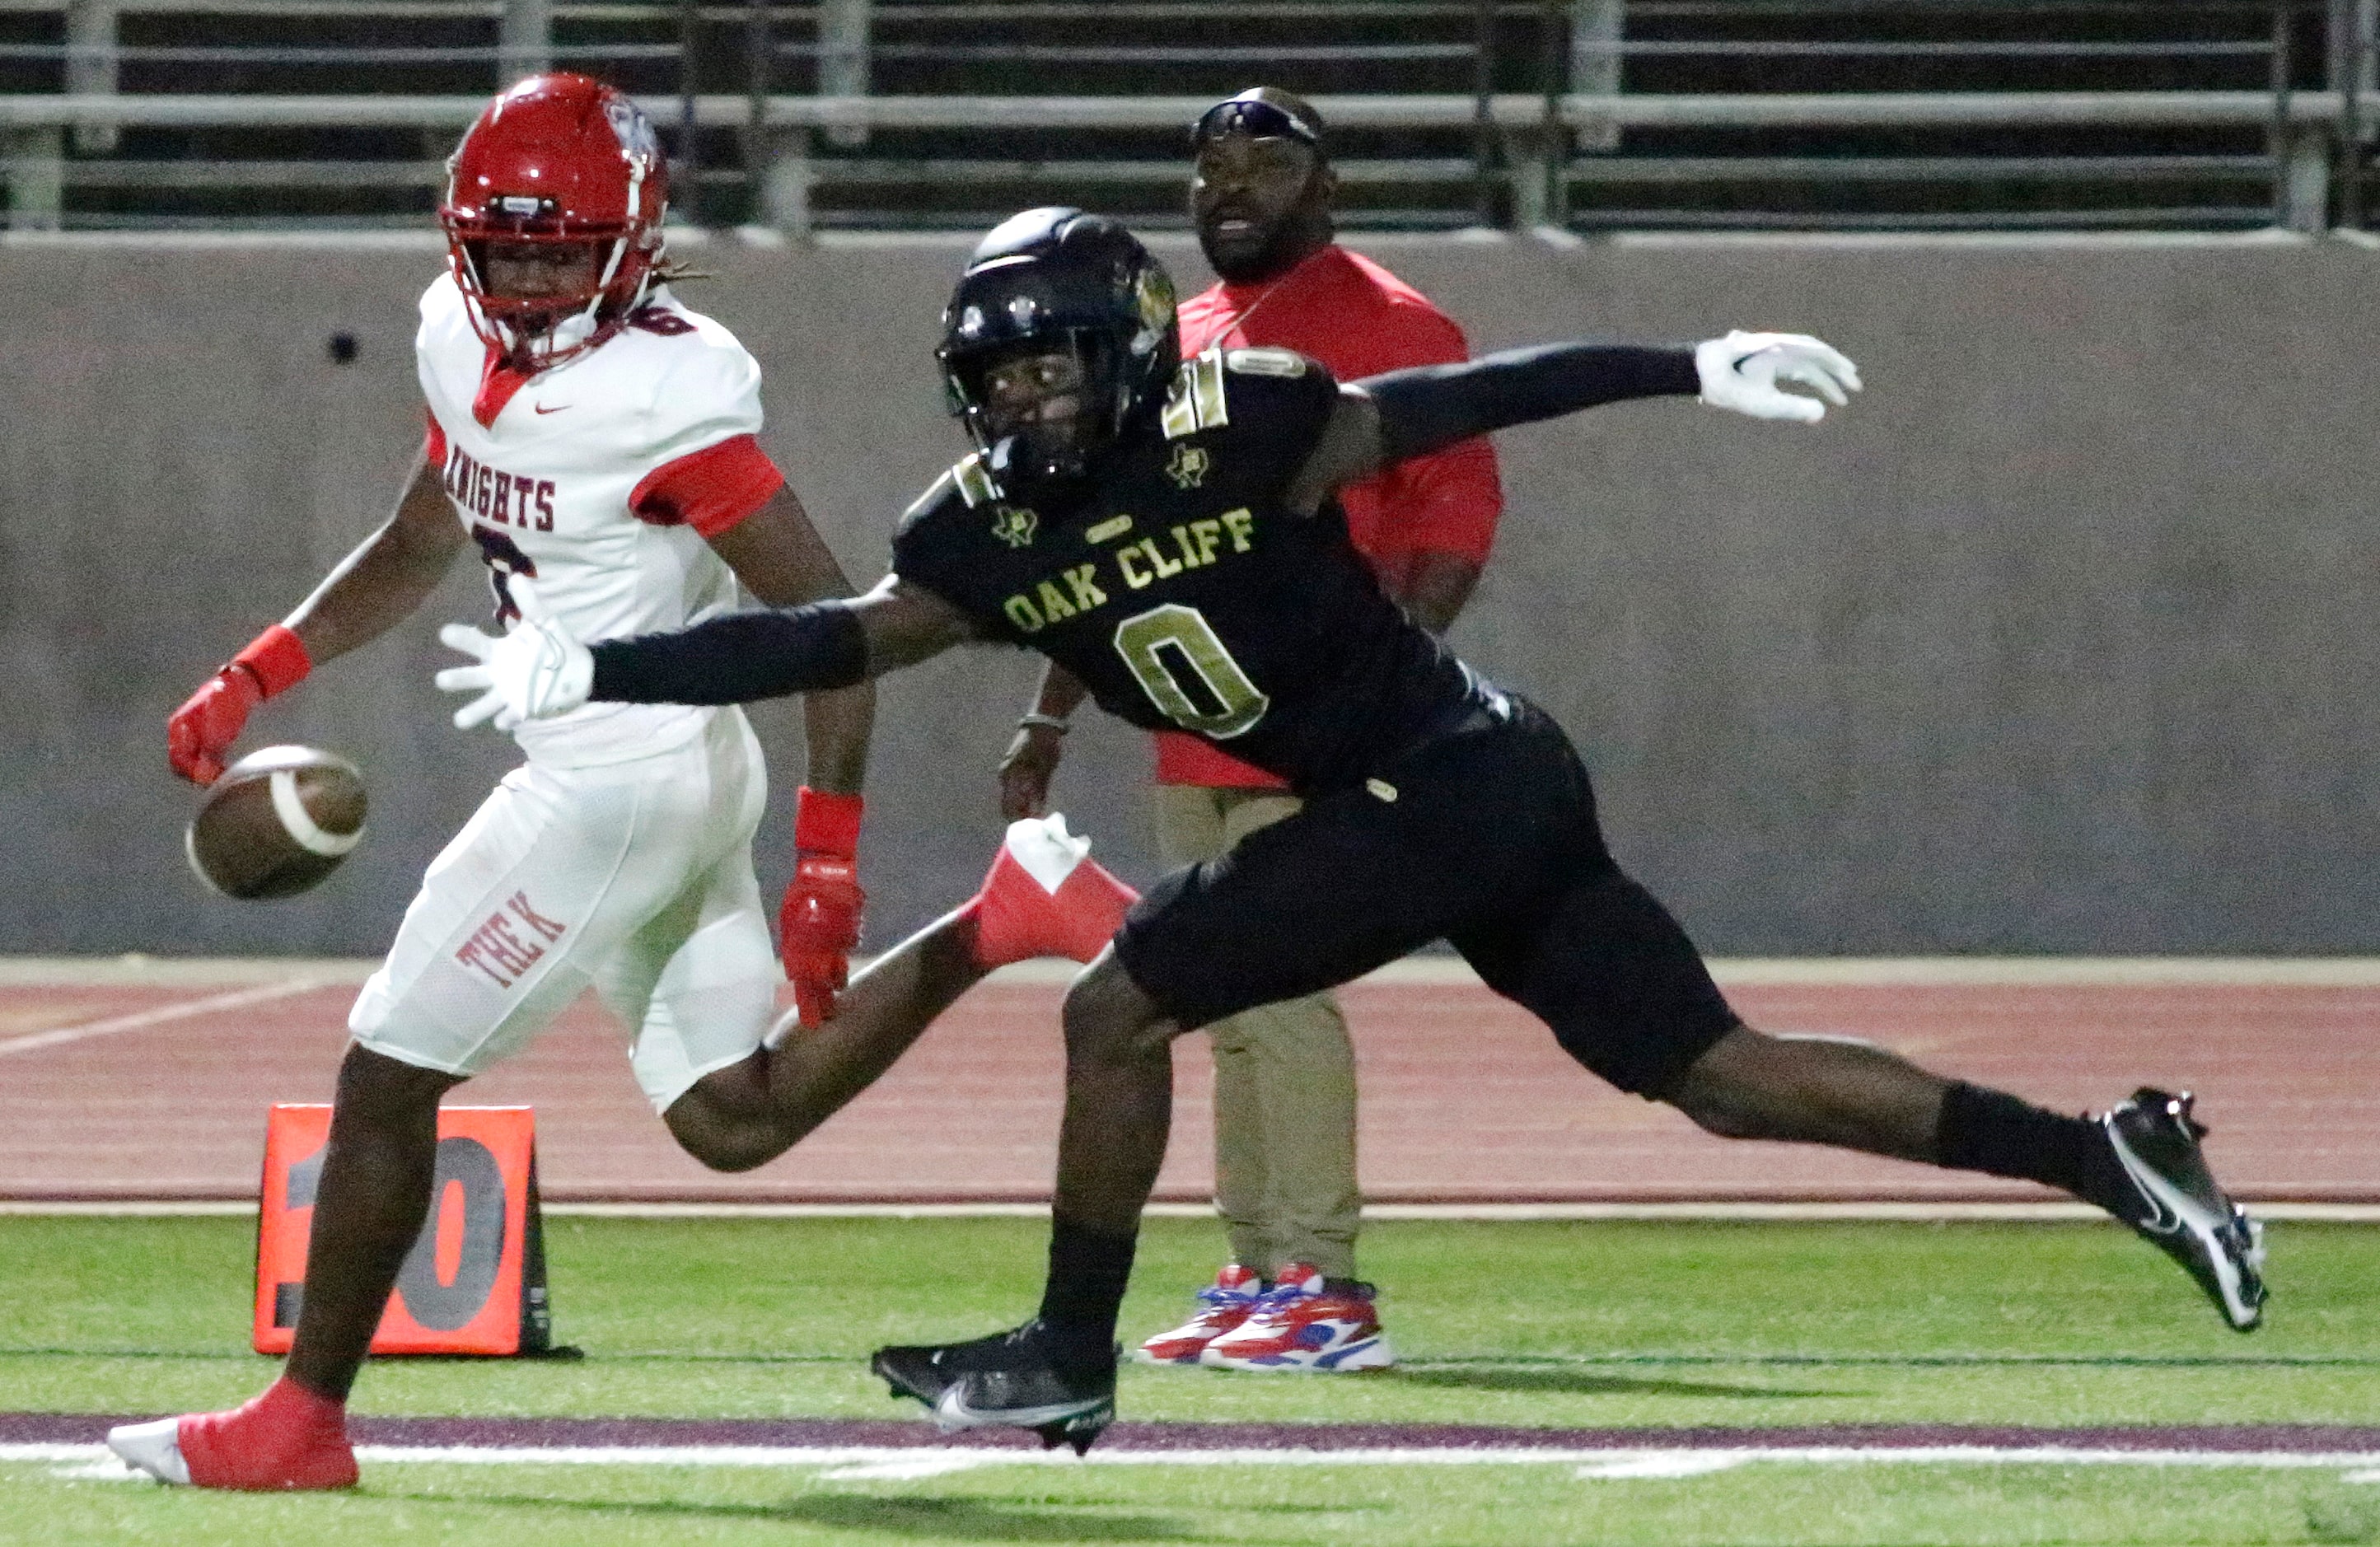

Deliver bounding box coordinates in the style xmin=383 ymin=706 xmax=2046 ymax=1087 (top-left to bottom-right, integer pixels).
xmin=872 ymin=1320 xmax=1116 ymax=1455
xmin=2102 ymin=1087 xmax=2267 ymax=1332
xmin=873 ymin=1327 xmax=999 ymax=1407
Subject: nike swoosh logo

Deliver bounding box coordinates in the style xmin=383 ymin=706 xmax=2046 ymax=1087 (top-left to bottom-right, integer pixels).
xmin=935 ymin=1390 xmax=1107 ymax=1429
xmin=533 ymin=404 xmax=569 ymax=415
xmin=2107 ymin=1127 xmax=2186 ymax=1235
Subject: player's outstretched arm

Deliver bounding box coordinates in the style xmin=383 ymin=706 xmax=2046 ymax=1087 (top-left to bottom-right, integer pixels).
xmin=286 ymin=453 xmax=470 ymax=665
xmin=435 ymin=572 xmax=971 ymax=729
xmin=167 ymin=452 xmax=465 ymax=784
xmin=702 ymin=481 xmax=883 ymax=1025
xmin=1283 ymin=333 xmax=1860 ymax=514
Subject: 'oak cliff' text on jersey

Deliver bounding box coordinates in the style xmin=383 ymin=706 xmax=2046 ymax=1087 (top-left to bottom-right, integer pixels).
xmin=890 ymin=348 xmax=1499 ymax=795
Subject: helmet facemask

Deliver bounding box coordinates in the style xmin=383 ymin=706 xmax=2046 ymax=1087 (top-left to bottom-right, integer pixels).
xmin=445 ymin=199 xmax=656 ymax=371
xmin=438 ymin=75 xmax=668 ymax=372
xmin=935 ymin=210 xmax=1181 ymax=495
xmin=945 ymin=330 xmax=1132 ymax=486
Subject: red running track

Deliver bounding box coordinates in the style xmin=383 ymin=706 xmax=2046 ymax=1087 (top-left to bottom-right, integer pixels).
xmin=0 ymin=961 xmax=2371 ymax=1203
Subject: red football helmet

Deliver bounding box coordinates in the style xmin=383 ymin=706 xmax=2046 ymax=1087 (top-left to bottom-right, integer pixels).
xmin=439 ymin=73 xmax=668 ymax=367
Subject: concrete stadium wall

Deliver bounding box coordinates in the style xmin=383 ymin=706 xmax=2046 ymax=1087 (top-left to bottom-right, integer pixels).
xmin=2 ymin=230 xmax=2373 ymax=961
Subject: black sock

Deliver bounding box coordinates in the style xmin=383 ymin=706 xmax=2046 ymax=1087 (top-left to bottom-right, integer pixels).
xmin=1935 ymin=1082 xmax=2137 ymax=1221
xmin=1036 ymin=1213 xmax=1137 ymax=1366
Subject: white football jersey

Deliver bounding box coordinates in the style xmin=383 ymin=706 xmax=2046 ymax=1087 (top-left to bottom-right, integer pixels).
xmin=417 ymin=272 xmax=764 ymax=768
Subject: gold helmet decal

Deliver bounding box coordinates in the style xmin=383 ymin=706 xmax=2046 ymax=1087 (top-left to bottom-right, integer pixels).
xmin=1131 ymin=264 xmax=1176 ymax=355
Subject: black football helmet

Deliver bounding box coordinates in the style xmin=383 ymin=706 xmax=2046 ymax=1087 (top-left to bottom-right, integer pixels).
xmin=937 ymin=207 xmax=1181 ymax=486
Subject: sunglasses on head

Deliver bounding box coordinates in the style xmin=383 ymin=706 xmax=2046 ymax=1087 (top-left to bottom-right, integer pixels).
xmin=1191 ymin=98 xmax=1321 ymax=149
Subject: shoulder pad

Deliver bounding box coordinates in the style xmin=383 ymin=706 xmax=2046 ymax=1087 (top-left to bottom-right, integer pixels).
xmin=1160 ymin=348 xmax=1230 ymax=440
xmin=416 ymin=271 xmax=470 ymax=344
xmin=1223 ymin=347 xmax=1308 ymax=379
xmin=896 ymin=471 xmax=953 ymax=534
xmin=947 ymin=451 xmax=1003 ymax=509
xmin=894 ymin=465 xmax=977 ymax=541
xmin=1160 ymin=347 xmax=1330 ymax=441
xmin=634 ymin=325 xmax=764 ymax=447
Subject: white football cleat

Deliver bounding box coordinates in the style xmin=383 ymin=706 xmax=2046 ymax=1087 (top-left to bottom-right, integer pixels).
xmin=106 ymin=1417 xmax=192 ymax=1485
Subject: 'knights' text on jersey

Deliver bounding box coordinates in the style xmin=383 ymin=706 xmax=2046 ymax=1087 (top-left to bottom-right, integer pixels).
xmin=890 ymin=348 xmax=1498 ymax=794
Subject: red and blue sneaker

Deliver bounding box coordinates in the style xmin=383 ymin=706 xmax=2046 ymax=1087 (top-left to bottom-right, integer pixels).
xmin=1135 ymin=1263 xmax=1261 ymax=1365
xmin=1199 ymin=1263 xmax=1396 ymax=1372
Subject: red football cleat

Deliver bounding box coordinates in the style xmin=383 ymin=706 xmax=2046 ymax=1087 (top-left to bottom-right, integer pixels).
xmin=961 ymin=815 xmax=1137 ymax=969
xmin=1136 ymin=1264 xmax=1262 ymax=1365
xmin=107 ymin=1377 xmax=358 ymax=1490
xmin=1199 ymin=1263 xmax=1397 ymax=1373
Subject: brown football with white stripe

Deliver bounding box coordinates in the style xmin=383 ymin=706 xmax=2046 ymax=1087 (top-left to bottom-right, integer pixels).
xmin=185 ymin=745 xmax=368 ymax=900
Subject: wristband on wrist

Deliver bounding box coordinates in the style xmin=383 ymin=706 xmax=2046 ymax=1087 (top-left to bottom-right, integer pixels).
xmin=794 ymin=786 xmax=865 ymax=858
xmin=231 ymin=624 xmax=311 ymax=699
xmin=1018 ymin=713 xmax=1071 ymax=735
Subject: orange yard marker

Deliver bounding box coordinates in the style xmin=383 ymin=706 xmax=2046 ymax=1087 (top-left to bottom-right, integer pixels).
xmin=253 ymin=1104 xmax=553 ymax=1356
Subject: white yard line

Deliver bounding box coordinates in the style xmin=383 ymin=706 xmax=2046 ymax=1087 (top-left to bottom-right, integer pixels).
xmin=16 ymin=1442 xmax=2380 ymax=1483
xmin=0 ymin=979 xmax=326 ymax=1059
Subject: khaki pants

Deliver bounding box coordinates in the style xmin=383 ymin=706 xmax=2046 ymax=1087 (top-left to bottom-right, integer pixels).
xmin=1153 ymin=783 xmax=1361 ymax=1279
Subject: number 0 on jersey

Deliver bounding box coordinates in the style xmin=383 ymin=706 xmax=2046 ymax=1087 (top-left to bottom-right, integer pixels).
xmin=1111 ymin=604 xmax=1271 ymax=739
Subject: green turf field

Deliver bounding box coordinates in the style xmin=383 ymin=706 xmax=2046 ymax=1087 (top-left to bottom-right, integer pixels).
xmin=0 ymin=1213 xmax=2373 ymax=1545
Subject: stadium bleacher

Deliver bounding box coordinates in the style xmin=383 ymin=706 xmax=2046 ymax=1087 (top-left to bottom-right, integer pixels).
xmin=0 ymin=0 xmax=2368 ymax=233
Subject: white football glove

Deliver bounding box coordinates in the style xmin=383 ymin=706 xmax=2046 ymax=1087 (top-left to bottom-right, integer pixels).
xmin=434 ymin=575 xmax=593 ymax=731
xmin=1693 ymin=330 xmax=1862 ymax=423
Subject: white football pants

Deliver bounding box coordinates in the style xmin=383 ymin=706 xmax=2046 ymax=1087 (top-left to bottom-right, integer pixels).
xmin=350 ymin=708 xmax=781 ymax=1111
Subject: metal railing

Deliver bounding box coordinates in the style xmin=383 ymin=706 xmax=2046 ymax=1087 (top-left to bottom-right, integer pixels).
xmin=0 ymin=0 xmax=2369 ymax=234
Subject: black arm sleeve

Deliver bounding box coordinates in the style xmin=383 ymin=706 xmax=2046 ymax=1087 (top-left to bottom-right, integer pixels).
xmin=587 ymin=601 xmax=870 ymax=706
xmin=1360 ymin=340 xmax=1699 ymax=465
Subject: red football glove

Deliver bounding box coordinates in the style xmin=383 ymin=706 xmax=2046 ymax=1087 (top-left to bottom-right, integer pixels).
xmin=780 ymin=787 xmax=865 ymax=1027
xmin=168 ymin=625 xmax=311 ymax=786
xmin=167 ymin=667 xmax=262 ymax=787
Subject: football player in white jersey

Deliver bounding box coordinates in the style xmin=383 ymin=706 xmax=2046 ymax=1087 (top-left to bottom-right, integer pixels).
xmin=116 ymin=74 xmax=1134 ymax=1492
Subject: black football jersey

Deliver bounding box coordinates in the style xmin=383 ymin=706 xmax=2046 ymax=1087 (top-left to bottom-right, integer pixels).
xmin=891 ymin=347 xmax=1496 ymax=795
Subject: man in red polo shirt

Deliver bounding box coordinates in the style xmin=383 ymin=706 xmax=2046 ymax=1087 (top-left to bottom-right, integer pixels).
xmin=997 ymin=87 xmax=1503 ymax=1373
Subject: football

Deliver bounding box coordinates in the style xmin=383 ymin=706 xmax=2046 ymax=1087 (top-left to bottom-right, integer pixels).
xmin=185 ymin=745 xmax=368 ymax=900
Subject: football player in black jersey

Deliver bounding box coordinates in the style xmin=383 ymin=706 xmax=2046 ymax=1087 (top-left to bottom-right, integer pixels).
xmin=440 ymin=208 xmax=2268 ymax=1451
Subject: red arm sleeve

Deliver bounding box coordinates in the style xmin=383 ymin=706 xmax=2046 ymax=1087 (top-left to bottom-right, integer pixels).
xmin=423 ymin=409 xmax=447 ymax=469
xmin=630 ymin=432 xmax=788 ymax=538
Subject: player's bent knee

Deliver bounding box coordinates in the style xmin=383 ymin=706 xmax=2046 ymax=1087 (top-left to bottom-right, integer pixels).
xmin=663 ymin=1110 xmax=778 ymax=1173
xmin=1060 ymin=953 xmax=1170 ymax=1064
xmin=1662 ymin=1026 xmax=1786 ymax=1140
xmin=1674 ymin=1089 xmax=1769 ymax=1141
xmin=663 ymin=1074 xmax=787 ymax=1173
